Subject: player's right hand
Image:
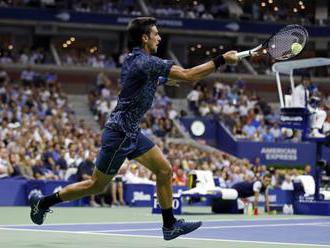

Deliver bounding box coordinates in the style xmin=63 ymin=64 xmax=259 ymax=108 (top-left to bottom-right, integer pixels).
xmin=223 ymin=50 xmax=238 ymax=64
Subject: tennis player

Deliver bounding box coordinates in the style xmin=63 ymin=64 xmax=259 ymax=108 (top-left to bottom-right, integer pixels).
xmin=29 ymin=17 xmax=238 ymax=240
xmin=232 ymin=173 xmax=272 ymax=215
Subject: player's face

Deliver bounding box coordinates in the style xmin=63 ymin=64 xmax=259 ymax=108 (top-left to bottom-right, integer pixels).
xmin=145 ymin=25 xmax=161 ymax=54
xmin=262 ymin=177 xmax=271 ymax=187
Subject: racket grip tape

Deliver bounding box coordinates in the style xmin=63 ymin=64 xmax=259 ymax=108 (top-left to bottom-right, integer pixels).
xmin=237 ymin=50 xmax=252 ymax=59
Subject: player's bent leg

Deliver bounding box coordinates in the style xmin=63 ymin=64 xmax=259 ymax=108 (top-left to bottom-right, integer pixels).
xmin=59 ymin=168 xmax=113 ymax=201
xmin=134 ymin=146 xmax=173 ymax=209
xmin=29 ymin=168 xmax=113 ymax=225
xmin=134 ymin=146 xmax=202 ymax=240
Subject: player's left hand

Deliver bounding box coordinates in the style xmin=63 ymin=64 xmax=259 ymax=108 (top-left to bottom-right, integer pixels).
xmin=158 ymin=76 xmax=179 ymax=87
xmin=166 ymin=79 xmax=180 ymax=87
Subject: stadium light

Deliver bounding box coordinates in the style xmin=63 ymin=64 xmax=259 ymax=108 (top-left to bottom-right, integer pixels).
xmin=63 ymin=44 xmax=67 ymax=48
xmin=261 ymin=2 xmax=266 ymax=7
xmin=66 ymin=40 xmax=72 ymax=45
xmin=8 ymin=45 xmax=13 ymax=50
xmin=70 ymin=37 xmax=75 ymax=42
xmin=274 ymin=6 xmax=279 ymax=11
xmin=197 ymin=44 xmax=202 ymax=49
xmin=293 ymin=8 xmax=298 ymax=13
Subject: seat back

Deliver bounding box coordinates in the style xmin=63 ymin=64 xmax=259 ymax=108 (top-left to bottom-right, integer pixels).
xmin=296 ymin=175 xmax=315 ymax=195
xmin=190 ymin=170 xmax=215 ymax=189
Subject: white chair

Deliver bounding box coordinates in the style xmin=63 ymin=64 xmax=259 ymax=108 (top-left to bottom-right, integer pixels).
xmin=181 ymin=170 xmax=238 ymax=200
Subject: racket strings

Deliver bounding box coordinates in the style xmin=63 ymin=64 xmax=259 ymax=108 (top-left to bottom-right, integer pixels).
xmin=266 ymin=25 xmax=308 ymax=60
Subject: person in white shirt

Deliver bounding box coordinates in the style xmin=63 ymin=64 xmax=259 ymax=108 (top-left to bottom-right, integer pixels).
xmin=281 ymin=175 xmax=294 ymax=190
xmin=291 ymin=75 xmax=327 ymax=138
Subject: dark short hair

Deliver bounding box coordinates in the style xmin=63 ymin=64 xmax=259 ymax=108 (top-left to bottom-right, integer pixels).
xmin=263 ymin=173 xmax=272 ymax=179
xmin=127 ymin=17 xmax=157 ymax=50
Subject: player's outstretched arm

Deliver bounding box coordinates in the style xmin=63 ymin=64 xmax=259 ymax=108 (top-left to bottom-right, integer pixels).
xmin=168 ymin=50 xmax=238 ymax=82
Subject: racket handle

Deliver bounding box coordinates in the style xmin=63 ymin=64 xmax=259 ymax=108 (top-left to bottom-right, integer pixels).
xmin=237 ymin=45 xmax=262 ymax=60
xmin=237 ymin=50 xmax=252 ymax=59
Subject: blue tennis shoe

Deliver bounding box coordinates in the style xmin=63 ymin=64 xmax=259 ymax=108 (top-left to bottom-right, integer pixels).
xmin=162 ymin=219 xmax=202 ymax=240
xmin=29 ymin=192 xmax=52 ymax=225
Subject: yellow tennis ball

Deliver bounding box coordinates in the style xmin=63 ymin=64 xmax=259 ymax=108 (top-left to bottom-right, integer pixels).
xmin=291 ymin=43 xmax=302 ymax=55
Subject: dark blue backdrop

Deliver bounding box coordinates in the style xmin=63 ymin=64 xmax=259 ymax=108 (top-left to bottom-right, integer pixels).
xmin=1 ymin=7 xmax=330 ymax=37
xmin=181 ymin=117 xmax=328 ymax=167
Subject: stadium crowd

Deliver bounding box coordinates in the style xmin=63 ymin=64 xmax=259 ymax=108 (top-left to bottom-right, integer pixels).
xmin=0 ymin=0 xmax=142 ymax=16
xmin=145 ymin=0 xmax=316 ymax=25
xmin=187 ymin=79 xmax=330 ymax=141
xmin=0 ymin=0 xmax=319 ymax=26
xmin=0 ymin=45 xmax=122 ymax=68
xmin=60 ymin=48 xmax=118 ymax=68
xmin=0 ymin=46 xmax=54 ymax=65
xmin=0 ymin=66 xmax=310 ymax=205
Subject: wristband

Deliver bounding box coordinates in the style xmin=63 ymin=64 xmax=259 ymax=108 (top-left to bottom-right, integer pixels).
xmin=212 ymin=55 xmax=226 ymax=69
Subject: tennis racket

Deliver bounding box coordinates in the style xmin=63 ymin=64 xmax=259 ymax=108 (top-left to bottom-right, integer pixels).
xmin=237 ymin=24 xmax=309 ymax=61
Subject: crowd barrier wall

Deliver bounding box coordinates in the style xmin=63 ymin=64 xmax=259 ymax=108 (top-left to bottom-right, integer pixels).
xmin=0 ymin=179 xmax=293 ymax=208
xmin=181 ymin=117 xmax=329 ymax=169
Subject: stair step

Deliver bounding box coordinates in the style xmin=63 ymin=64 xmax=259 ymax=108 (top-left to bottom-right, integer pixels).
xmin=67 ymin=94 xmax=100 ymax=132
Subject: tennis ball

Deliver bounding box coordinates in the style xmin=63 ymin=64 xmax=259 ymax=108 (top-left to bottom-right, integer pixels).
xmin=291 ymin=43 xmax=303 ymax=55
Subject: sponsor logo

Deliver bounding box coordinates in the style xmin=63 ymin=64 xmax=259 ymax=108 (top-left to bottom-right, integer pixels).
xmin=153 ymin=197 xmax=181 ymax=209
xmin=261 ymin=147 xmax=297 ymax=161
xmin=132 ymin=191 xmax=151 ymax=202
xmin=280 ymin=116 xmax=303 ymax=122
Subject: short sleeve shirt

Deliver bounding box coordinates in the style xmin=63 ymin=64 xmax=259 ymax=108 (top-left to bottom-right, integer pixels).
xmin=106 ymin=47 xmax=174 ymax=137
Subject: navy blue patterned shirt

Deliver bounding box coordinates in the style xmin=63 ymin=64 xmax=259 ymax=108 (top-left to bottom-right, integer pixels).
xmin=105 ymin=47 xmax=174 ymax=138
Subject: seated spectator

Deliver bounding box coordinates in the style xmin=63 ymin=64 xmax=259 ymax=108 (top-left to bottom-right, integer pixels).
xmin=281 ymin=175 xmax=294 ymax=190
xmin=304 ymin=164 xmax=312 ymax=175
xmin=124 ymin=162 xmax=155 ymax=185
xmin=111 ymin=163 xmax=126 ymax=206
xmin=32 ymin=158 xmax=59 ymax=180
xmin=173 ymin=168 xmax=187 ymax=186
xmin=0 ymin=147 xmax=10 ymax=178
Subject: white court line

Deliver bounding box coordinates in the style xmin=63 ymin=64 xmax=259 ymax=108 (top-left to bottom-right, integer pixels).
xmin=2 ymin=216 xmax=330 ymax=227
xmin=314 ymin=223 xmax=330 ymax=227
xmin=87 ymin=221 xmax=330 ymax=233
xmin=0 ymin=227 xmax=330 ymax=247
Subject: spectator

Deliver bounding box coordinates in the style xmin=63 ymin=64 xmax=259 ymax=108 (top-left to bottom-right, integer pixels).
xmin=32 ymin=158 xmax=59 ymax=180
xmin=281 ymin=174 xmax=294 ymax=190
xmin=173 ymin=168 xmax=187 ymax=186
